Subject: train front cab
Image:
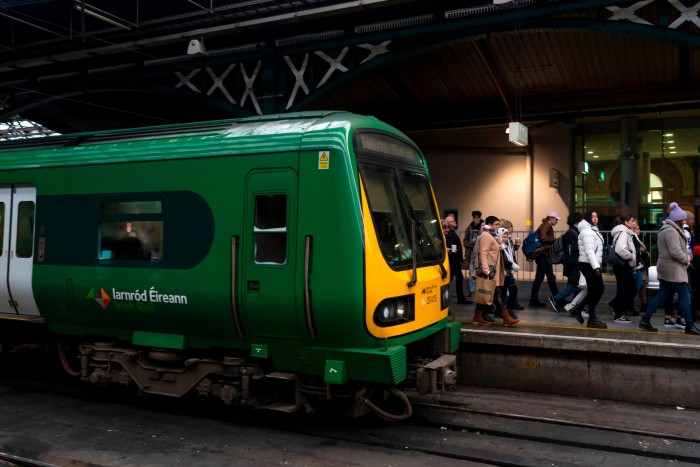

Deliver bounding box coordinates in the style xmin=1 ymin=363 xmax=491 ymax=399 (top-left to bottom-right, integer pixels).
xmin=355 ymin=131 xmax=460 ymax=395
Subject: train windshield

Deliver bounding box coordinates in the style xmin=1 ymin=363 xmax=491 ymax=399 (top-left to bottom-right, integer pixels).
xmin=361 ymin=164 xmax=444 ymax=269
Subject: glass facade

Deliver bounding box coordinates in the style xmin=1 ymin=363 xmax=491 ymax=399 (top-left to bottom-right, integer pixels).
xmin=573 ymin=116 xmax=700 ymax=231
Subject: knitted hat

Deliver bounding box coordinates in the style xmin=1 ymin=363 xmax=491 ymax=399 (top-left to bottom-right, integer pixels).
xmin=668 ymin=202 xmax=687 ymax=222
xmin=497 ymin=227 xmax=509 ymax=238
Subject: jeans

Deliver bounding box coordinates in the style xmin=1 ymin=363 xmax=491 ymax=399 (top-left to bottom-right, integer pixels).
xmin=644 ymin=280 xmax=693 ymax=326
xmin=554 ymin=282 xmax=579 ymax=302
xmin=633 ymin=269 xmax=644 ymax=293
xmin=530 ymin=254 xmax=558 ymax=301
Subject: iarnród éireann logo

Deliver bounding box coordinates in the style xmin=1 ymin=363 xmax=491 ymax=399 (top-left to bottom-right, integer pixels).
xmin=86 ymin=288 xmax=111 ymax=309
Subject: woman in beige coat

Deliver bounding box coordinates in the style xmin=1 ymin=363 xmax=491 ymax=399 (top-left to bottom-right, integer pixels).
xmin=471 ymin=216 xmax=518 ymax=326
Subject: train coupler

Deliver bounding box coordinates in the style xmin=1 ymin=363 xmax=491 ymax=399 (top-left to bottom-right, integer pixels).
xmin=415 ymin=353 xmax=457 ymax=394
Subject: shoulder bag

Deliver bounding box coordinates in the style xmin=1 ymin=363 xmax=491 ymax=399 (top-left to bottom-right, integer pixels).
xmin=606 ymin=233 xmax=627 ymax=267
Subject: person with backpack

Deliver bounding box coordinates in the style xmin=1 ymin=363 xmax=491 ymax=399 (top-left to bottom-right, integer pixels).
xmin=548 ymin=212 xmax=582 ymax=312
xmin=528 ymin=211 xmax=561 ymax=307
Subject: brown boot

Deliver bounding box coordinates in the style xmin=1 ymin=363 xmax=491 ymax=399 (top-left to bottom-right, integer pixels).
xmin=472 ymin=308 xmax=491 ymax=325
xmin=502 ymin=310 xmax=520 ymax=325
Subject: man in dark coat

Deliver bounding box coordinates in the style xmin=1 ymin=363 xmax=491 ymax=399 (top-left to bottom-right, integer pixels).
xmin=445 ymin=214 xmax=468 ymax=304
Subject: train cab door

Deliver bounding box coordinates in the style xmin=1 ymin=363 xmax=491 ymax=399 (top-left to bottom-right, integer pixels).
xmin=0 ymin=185 xmax=40 ymax=316
xmin=240 ymin=170 xmax=300 ymax=339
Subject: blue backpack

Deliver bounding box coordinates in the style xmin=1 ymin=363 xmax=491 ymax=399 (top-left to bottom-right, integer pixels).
xmin=521 ymin=231 xmax=543 ymax=261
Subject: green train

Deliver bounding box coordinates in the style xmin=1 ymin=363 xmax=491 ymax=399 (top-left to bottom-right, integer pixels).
xmin=0 ymin=111 xmax=460 ymax=419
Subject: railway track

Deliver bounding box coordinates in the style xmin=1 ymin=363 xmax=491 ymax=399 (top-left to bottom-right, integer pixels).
xmin=0 ymin=362 xmax=698 ymax=466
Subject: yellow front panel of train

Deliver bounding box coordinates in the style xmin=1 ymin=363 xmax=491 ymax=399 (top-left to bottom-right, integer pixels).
xmin=360 ymin=184 xmax=450 ymax=339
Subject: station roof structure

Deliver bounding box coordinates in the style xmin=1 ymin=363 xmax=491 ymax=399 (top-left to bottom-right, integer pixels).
xmin=0 ymin=0 xmax=699 ymax=134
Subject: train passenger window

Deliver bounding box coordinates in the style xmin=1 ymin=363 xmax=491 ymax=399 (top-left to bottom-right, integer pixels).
xmin=253 ymin=194 xmax=286 ymax=264
xmin=98 ymin=201 xmax=163 ymax=262
xmin=16 ymin=201 xmax=34 ymax=258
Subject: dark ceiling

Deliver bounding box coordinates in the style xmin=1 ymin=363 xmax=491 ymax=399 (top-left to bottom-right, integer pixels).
xmin=1 ymin=0 xmax=700 ymax=134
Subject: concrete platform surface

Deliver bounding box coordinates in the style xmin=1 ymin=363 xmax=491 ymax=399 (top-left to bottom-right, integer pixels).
xmin=449 ymin=279 xmax=700 ymax=356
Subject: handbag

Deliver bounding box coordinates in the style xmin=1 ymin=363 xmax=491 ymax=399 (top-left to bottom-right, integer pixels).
xmin=606 ymin=234 xmax=627 ymax=267
xmin=474 ymin=275 xmax=496 ymax=305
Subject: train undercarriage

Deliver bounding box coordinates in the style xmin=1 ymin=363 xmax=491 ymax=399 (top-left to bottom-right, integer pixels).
xmin=70 ymin=341 xmax=457 ymax=420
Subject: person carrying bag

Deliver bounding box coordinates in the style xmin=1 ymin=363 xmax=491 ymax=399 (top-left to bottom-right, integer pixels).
xmin=470 ymin=216 xmax=519 ymax=326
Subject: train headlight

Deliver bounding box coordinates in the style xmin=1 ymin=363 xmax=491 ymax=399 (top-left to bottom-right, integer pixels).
xmin=440 ymin=284 xmax=450 ymax=310
xmin=374 ymin=294 xmax=414 ymax=327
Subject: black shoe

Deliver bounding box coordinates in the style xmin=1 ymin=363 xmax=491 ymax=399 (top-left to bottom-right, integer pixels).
xmin=529 ymin=300 xmax=546 ymax=308
xmin=685 ymin=324 xmax=700 ymax=335
xmin=639 ymin=318 xmax=657 ymax=332
xmin=457 ymin=299 xmax=469 ymax=305
xmin=511 ymin=303 xmax=525 ymax=310
xmin=569 ymin=305 xmax=584 ymax=324
xmin=587 ymin=319 xmax=607 ymax=329
xmin=483 ymin=313 xmax=495 ymax=322
xmin=548 ymin=296 xmax=561 ymax=313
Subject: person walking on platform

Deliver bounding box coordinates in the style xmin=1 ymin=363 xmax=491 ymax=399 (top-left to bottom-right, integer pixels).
xmin=463 ymin=210 xmax=484 ymax=302
xmin=472 ymin=217 xmax=519 ymax=326
xmin=631 ymin=220 xmax=650 ymax=316
xmin=498 ymin=226 xmax=522 ymax=320
xmin=571 ymin=211 xmax=607 ymax=328
xmin=548 ymin=212 xmax=582 ymax=312
xmin=608 ymin=214 xmax=637 ymax=323
xmin=444 ymin=214 xmax=469 ymax=304
xmin=639 ymin=203 xmax=700 ymax=335
xmin=500 ymin=218 xmax=525 ymax=312
xmin=529 ymin=211 xmax=560 ymax=307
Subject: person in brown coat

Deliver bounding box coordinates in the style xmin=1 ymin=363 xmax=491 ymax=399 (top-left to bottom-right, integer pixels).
xmin=471 ymin=216 xmax=519 ymax=326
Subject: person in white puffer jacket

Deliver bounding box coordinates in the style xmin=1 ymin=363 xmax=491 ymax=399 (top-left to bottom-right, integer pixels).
xmin=608 ymin=215 xmax=637 ymax=323
xmin=571 ymin=211 xmax=607 ymax=329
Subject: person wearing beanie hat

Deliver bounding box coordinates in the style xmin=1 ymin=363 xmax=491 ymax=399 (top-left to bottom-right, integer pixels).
xmin=668 ymin=202 xmax=687 ymax=222
xmin=528 ymin=212 xmax=560 ymax=308
xmin=640 ymin=202 xmax=700 ymax=335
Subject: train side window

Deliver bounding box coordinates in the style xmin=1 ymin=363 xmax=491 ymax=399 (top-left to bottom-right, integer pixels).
xmin=16 ymin=201 xmax=34 ymax=258
xmin=253 ymin=194 xmax=286 ymax=264
xmin=98 ymin=200 xmax=163 ymax=262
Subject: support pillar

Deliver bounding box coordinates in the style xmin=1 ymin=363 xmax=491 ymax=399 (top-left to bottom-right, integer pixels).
xmin=619 ymin=117 xmax=640 ymax=217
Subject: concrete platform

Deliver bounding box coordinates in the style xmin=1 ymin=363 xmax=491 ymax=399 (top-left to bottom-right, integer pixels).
xmin=448 ymin=279 xmax=700 ymax=409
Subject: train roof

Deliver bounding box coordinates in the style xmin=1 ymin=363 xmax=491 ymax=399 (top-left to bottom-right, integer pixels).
xmin=0 ymin=111 xmax=401 ymax=170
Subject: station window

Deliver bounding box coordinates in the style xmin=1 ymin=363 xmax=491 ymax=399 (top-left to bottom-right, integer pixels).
xmin=253 ymin=194 xmax=287 ymax=264
xmin=98 ymin=200 xmax=163 ymax=262
xmin=16 ymin=201 xmax=34 ymax=258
